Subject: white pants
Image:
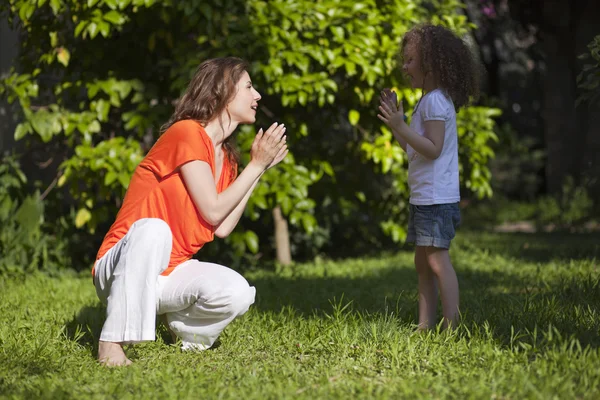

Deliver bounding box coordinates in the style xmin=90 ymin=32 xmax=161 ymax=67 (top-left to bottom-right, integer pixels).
xmin=94 ymin=218 xmax=256 ymax=350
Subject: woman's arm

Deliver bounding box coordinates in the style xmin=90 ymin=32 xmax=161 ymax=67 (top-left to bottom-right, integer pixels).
xmin=213 ymin=177 xmax=260 ymax=238
xmin=214 ymin=143 xmax=288 ymax=238
xmin=181 ymin=160 xmax=264 ymax=226
xmin=181 ymin=123 xmax=286 ymax=226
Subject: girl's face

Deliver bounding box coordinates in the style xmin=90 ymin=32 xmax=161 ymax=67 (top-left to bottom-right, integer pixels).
xmin=402 ymin=41 xmax=425 ymax=89
xmin=227 ymin=71 xmax=261 ymax=124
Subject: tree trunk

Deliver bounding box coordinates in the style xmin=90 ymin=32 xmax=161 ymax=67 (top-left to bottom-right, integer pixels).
xmin=273 ymin=206 xmax=291 ymax=265
xmin=0 ymin=16 xmax=19 ymax=154
xmin=539 ymin=0 xmax=600 ymax=194
xmin=575 ymin=0 xmax=600 ymax=193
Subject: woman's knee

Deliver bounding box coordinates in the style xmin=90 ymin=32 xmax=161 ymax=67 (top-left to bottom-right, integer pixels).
xmin=131 ymin=218 xmax=172 ymax=247
xmin=222 ymin=285 xmax=256 ymax=317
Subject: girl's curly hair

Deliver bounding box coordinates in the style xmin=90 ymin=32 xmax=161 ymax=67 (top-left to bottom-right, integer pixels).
xmin=401 ymin=24 xmax=480 ymax=110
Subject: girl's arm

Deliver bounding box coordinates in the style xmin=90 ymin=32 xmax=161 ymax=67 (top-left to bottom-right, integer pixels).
xmin=378 ymin=90 xmax=445 ymax=160
xmin=378 ymin=89 xmax=409 ymax=151
xmin=393 ymin=120 xmax=445 ymax=160
xmin=389 ymin=125 xmax=408 ymax=152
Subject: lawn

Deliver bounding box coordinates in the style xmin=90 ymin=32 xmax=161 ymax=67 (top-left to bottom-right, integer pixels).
xmin=1 ymin=230 xmax=599 ymax=399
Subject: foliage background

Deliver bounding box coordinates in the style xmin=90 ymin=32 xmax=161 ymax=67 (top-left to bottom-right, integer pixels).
xmin=2 ymin=0 xmax=595 ymax=274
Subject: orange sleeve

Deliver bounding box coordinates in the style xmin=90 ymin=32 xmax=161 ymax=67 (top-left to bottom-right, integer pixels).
xmin=143 ymin=120 xmax=213 ymax=179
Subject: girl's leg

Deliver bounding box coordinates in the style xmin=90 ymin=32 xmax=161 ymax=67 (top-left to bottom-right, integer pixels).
xmin=94 ymin=218 xmax=172 ymax=365
xmin=415 ymin=246 xmax=438 ymax=329
xmin=156 ymin=260 xmax=256 ymax=351
xmin=425 ymin=247 xmax=459 ymax=328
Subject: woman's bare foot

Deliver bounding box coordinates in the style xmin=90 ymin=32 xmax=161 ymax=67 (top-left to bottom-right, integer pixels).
xmin=98 ymin=341 xmax=132 ymax=367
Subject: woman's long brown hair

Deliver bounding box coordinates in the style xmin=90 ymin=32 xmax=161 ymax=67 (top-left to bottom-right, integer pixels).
xmin=161 ymin=57 xmax=249 ymax=168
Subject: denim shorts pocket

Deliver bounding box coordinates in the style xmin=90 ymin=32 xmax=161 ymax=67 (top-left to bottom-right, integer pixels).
xmin=441 ymin=205 xmax=460 ymax=238
xmin=412 ymin=205 xmax=433 ymax=237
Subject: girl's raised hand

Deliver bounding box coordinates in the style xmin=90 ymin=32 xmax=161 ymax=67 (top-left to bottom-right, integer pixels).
xmin=250 ymin=122 xmax=287 ymax=169
xmin=378 ymin=88 xmax=406 ymax=128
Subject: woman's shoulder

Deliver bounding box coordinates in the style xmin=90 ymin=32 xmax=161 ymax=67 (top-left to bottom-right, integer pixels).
xmin=163 ymin=119 xmax=205 ymax=137
xmin=141 ymin=119 xmax=213 ymax=171
xmin=160 ymin=120 xmax=210 ymax=146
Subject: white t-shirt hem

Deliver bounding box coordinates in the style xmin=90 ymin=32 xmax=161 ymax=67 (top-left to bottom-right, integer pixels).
xmin=409 ymin=196 xmax=461 ymax=206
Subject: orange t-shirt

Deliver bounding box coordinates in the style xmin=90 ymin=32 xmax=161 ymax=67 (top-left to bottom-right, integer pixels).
xmin=95 ymin=120 xmax=237 ymax=276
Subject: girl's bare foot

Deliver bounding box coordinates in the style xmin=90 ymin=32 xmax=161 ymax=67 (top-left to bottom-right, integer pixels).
xmin=98 ymin=341 xmax=132 ymax=367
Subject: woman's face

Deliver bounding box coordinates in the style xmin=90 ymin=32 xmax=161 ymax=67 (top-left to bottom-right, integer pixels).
xmin=227 ymin=71 xmax=261 ymax=124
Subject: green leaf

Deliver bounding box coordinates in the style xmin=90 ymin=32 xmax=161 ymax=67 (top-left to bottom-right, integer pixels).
xmin=103 ymin=10 xmax=124 ymax=24
xmin=298 ymin=91 xmax=307 ymax=106
xmin=244 ymin=230 xmax=259 ymax=254
xmin=252 ymin=194 xmax=268 ymax=209
xmin=98 ymin=21 xmax=111 ymax=37
xmin=57 ymin=174 xmax=67 ymax=187
xmin=95 ymin=99 xmax=110 ymax=121
xmin=75 ymin=208 xmax=92 ymax=228
xmin=56 ymin=48 xmax=70 ymax=67
xmin=74 ymin=22 xmax=87 ymax=37
xmin=301 ymin=213 xmax=316 ymax=234
xmin=118 ymin=173 xmax=130 ymax=188
xmin=348 ymin=109 xmax=360 ymax=126
xmin=14 ymin=123 xmax=31 ymax=140
xmin=50 ymin=0 xmax=61 ymax=14
xmin=104 ymin=171 xmax=117 ymax=185
xmin=88 ymin=120 xmax=101 ymax=133
xmin=330 ymin=26 xmax=344 ymax=41
xmin=49 ymin=32 xmax=58 ymax=47
xmin=87 ymin=22 xmax=99 ymax=39
xmin=280 ymin=196 xmax=292 ymax=215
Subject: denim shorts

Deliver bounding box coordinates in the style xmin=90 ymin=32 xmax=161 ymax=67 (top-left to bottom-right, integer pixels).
xmin=406 ymin=203 xmax=461 ymax=249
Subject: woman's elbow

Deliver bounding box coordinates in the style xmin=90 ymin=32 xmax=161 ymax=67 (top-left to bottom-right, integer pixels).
xmin=215 ymin=231 xmax=229 ymax=239
xmin=203 ymin=214 xmax=222 ymax=226
xmin=214 ymin=226 xmax=231 ymax=238
xmin=196 ymin=204 xmax=223 ymax=226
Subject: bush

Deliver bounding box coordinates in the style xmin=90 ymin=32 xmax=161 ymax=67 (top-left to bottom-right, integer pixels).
xmin=535 ymin=177 xmax=596 ymax=231
xmin=0 ymin=154 xmax=70 ymax=275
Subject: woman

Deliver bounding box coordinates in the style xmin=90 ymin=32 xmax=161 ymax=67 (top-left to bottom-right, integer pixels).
xmin=93 ymin=57 xmax=288 ymax=366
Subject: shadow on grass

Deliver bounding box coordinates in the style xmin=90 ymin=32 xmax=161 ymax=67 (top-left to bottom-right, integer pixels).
xmin=250 ymin=231 xmax=600 ymax=349
xmin=456 ymin=230 xmax=600 ymax=263
xmin=62 ymin=231 xmax=599 ymax=353
xmin=63 ymin=304 xmax=177 ymax=352
xmin=63 ymin=304 xmax=105 ymax=356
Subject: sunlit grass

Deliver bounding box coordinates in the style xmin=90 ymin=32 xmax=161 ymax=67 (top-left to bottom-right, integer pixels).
xmin=1 ymin=230 xmax=599 ymax=399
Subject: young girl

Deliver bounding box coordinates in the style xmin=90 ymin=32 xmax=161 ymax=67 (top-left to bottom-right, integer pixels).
xmin=377 ymin=24 xmax=480 ymax=329
xmin=93 ymin=57 xmax=288 ymax=366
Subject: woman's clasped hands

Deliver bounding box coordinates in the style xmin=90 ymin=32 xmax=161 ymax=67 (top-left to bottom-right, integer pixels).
xmin=251 ymin=122 xmax=289 ymax=170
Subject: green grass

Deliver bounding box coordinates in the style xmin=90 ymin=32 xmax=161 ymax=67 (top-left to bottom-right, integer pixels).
xmin=1 ymin=231 xmax=599 ymax=399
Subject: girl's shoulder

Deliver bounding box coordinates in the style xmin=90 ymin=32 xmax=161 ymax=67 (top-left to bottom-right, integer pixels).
xmin=419 ymin=89 xmax=454 ymax=120
xmin=424 ymin=89 xmax=453 ymax=107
